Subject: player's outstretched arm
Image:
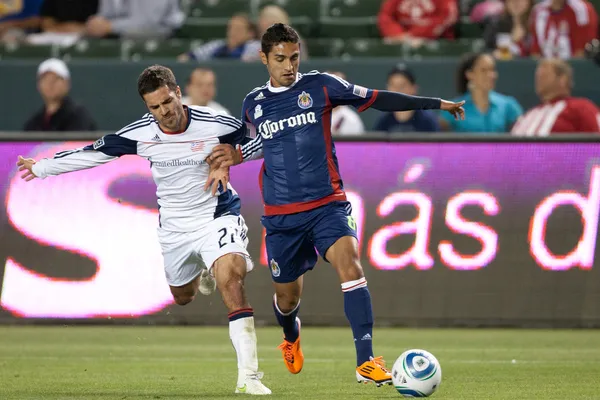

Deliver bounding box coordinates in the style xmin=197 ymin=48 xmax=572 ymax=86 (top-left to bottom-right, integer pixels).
xmin=16 ymin=134 xmax=138 ymax=181
xmin=370 ymin=90 xmax=465 ymax=120
xmin=17 ymin=156 xmax=40 ymax=181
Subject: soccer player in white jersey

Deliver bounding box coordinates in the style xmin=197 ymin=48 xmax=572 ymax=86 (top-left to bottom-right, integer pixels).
xmin=16 ymin=65 xmax=271 ymax=396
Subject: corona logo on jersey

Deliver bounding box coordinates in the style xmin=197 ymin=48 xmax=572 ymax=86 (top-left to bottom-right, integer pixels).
xmin=257 ymin=112 xmax=318 ymax=139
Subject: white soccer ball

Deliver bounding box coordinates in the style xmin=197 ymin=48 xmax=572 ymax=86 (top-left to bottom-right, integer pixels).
xmin=391 ymin=349 xmax=442 ymax=397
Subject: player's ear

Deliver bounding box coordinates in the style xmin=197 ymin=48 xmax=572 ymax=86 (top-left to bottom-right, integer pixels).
xmin=259 ymin=51 xmax=268 ymax=66
xmin=175 ymin=86 xmax=182 ymax=98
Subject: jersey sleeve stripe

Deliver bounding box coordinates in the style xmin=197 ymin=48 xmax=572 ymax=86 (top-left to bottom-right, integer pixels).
xmin=54 ymin=149 xmax=82 ymax=159
xmin=357 ymin=90 xmax=379 ymax=112
xmin=190 ymin=116 xmax=240 ymax=130
xmin=190 ymin=109 xmax=242 ymax=125
xmin=322 ymin=72 xmax=351 ymax=88
xmin=116 ymin=120 xmax=154 ymax=136
xmin=214 ymin=115 xmax=242 ymax=128
xmin=121 ymin=115 xmax=151 ymax=130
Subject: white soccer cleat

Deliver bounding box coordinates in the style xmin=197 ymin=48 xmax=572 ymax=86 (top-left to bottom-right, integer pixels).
xmin=235 ymin=372 xmax=272 ymax=395
xmin=198 ymin=269 xmax=216 ymax=295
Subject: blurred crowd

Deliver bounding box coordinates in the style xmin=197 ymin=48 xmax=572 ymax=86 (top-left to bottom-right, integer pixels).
xmin=1 ymin=0 xmax=598 ymax=59
xmin=1 ymin=0 xmax=599 ymax=135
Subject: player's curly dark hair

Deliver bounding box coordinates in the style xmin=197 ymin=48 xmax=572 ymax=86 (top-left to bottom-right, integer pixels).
xmin=137 ymin=65 xmax=178 ymax=98
xmin=456 ymin=52 xmax=489 ymax=94
xmin=261 ymin=23 xmax=299 ymax=55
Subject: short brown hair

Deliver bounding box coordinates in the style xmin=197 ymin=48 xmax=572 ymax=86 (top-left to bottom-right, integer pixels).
xmin=542 ymin=58 xmax=574 ymax=88
xmin=137 ymin=65 xmax=178 ymax=98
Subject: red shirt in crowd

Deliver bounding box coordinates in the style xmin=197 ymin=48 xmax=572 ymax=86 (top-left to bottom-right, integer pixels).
xmin=530 ymin=0 xmax=598 ymax=58
xmin=511 ymin=96 xmax=600 ymax=135
xmin=377 ymin=0 xmax=459 ymax=39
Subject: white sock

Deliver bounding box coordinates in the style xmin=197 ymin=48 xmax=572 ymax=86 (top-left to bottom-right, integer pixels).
xmin=229 ymin=316 xmax=259 ymax=385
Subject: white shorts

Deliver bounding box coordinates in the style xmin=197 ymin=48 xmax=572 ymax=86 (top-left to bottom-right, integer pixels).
xmin=157 ymin=215 xmax=254 ymax=287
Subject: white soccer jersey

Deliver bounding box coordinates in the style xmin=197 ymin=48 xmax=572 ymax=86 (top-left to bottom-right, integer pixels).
xmin=32 ymin=106 xmax=248 ymax=233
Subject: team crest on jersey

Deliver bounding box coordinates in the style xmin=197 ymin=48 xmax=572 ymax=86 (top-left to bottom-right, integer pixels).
xmin=270 ymin=259 xmax=280 ymax=277
xmin=190 ymin=141 xmax=204 ymax=152
xmin=92 ymin=137 xmax=105 ymax=149
xmin=297 ymin=91 xmax=313 ymax=109
xmin=254 ymin=104 xmax=263 ymax=119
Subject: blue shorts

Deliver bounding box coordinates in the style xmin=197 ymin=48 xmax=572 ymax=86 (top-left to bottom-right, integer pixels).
xmin=261 ymin=201 xmax=357 ymax=283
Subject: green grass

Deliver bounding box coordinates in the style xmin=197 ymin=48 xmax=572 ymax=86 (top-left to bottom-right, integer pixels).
xmin=0 ymin=326 xmax=598 ymax=399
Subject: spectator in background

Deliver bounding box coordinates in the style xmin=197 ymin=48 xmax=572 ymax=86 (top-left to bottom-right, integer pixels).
xmin=529 ymin=0 xmax=598 ymax=59
xmin=511 ymin=58 xmax=600 ymax=135
xmin=182 ymin=68 xmax=231 ymax=115
xmin=440 ymin=52 xmax=522 ymax=133
xmin=178 ymin=13 xmax=258 ymax=62
xmin=244 ymin=5 xmax=309 ymax=60
xmin=85 ymin=0 xmax=184 ymax=39
xmin=373 ymin=64 xmax=439 ymax=133
xmin=377 ymin=0 xmax=458 ymax=47
xmin=326 ymin=71 xmax=365 ymax=136
xmin=0 ymin=0 xmax=43 ymax=41
xmin=39 ymin=0 xmax=97 ymax=34
xmin=483 ymin=0 xmax=533 ymax=59
xmin=24 ymin=58 xmax=96 ymax=131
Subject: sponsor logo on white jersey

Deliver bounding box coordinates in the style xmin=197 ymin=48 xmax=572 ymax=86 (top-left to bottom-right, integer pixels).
xmin=152 ymin=159 xmax=205 ymax=168
xmin=257 ymin=112 xmax=317 ymax=139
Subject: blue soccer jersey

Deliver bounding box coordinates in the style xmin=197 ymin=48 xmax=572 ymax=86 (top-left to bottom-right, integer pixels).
xmin=239 ymin=71 xmax=377 ymax=216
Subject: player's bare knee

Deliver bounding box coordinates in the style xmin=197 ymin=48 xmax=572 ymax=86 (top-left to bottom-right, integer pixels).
xmin=276 ymin=292 xmax=300 ymax=313
xmin=335 ymin=256 xmax=364 ymax=282
xmin=214 ymin=254 xmax=247 ymax=291
xmin=170 ymin=280 xmax=198 ymax=306
xmin=173 ymin=293 xmax=194 ymax=306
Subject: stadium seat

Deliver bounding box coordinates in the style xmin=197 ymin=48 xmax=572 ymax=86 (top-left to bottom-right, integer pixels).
xmin=318 ymin=18 xmax=379 ymax=38
xmin=322 ymin=0 xmax=381 ymax=18
xmin=58 ymin=40 xmax=121 ymax=59
xmin=251 ymin=0 xmax=320 ymax=19
xmin=342 ymin=39 xmax=405 ymax=57
xmin=409 ymin=39 xmax=481 ymax=57
xmin=0 ymin=43 xmax=54 ymax=59
xmin=182 ymin=0 xmax=251 ymax=18
xmin=288 ymin=18 xmax=315 ymax=38
xmin=456 ymin=19 xmax=483 ymax=39
xmin=176 ymin=19 xmax=228 ymax=40
xmin=304 ymin=38 xmax=345 ymax=58
xmin=127 ymin=39 xmax=198 ymax=61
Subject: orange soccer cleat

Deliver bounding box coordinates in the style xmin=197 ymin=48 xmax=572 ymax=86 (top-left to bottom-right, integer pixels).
xmin=356 ymin=356 xmax=393 ymax=387
xmin=277 ymin=317 xmax=304 ymax=374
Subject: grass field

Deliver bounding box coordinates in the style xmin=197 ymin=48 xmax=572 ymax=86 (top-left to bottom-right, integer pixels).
xmin=0 ymin=326 xmax=598 ymax=399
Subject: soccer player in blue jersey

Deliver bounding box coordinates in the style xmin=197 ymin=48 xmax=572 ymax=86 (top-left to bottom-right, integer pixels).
xmin=206 ymin=24 xmax=465 ymax=386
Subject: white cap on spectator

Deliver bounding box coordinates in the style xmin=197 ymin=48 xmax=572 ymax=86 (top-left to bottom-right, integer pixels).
xmin=37 ymin=58 xmax=70 ymax=80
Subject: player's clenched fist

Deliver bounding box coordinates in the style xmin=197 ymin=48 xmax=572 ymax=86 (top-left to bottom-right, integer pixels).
xmin=16 ymin=156 xmax=38 ymax=181
xmin=206 ymin=144 xmax=243 ymax=168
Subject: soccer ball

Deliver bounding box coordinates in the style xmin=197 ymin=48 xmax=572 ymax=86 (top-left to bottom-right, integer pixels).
xmin=391 ymin=349 xmax=442 ymax=397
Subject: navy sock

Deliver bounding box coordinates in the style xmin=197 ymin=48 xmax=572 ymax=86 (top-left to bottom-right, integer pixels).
xmin=273 ymin=295 xmax=300 ymax=343
xmin=342 ymin=278 xmax=374 ymax=366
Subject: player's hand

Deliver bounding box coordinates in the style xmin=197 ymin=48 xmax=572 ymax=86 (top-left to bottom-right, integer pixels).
xmin=440 ymin=100 xmax=466 ymax=120
xmin=205 ymin=144 xmax=242 ymax=168
xmin=16 ymin=155 xmax=38 ymax=181
xmin=204 ymin=165 xmax=230 ymax=196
